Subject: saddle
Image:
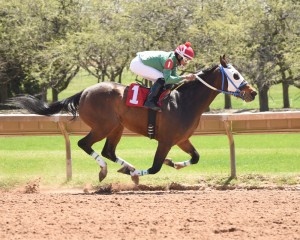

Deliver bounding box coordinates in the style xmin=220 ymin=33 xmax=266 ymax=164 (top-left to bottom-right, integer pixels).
xmin=126 ymin=83 xmax=171 ymax=139
xmin=126 ymin=83 xmax=170 ymax=108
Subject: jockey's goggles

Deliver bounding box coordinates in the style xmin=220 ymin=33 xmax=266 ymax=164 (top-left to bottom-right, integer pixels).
xmin=179 ymin=56 xmax=191 ymax=65
xmin=183 ymin=56 xmax=191 ymax=64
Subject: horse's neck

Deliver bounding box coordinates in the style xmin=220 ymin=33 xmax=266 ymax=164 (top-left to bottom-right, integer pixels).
xmin=179 ymin=80 xmax=220 ymax=115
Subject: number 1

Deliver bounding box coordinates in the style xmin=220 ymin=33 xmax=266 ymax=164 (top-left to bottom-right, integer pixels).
xmin=129 ymin=85 xmax=140 ymax=104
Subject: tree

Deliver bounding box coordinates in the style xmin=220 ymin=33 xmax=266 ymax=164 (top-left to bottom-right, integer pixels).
xmin=0 ymin=0 xmax=86 ymax=102
xmin=27 ymin=0 xmax=85 ymax=101
xmin=0 ymin=0 xmax=43 ymax=103
xmin=0 ymin=0 xmax=298 ymax=110
xmin=73 ymin=0 xmax=134 ymax=83
xmin=191 ymin=0 xmax=253 ymax=109
xmin=124 ymin=0 xmax=200 ymax=86
xmin=32 ymin=40 xmax=80 ymax=101
xmin=240 ymin=0 xmax=300 ymax=111
xmin=278 ymin=0 xmax=300 ymax=107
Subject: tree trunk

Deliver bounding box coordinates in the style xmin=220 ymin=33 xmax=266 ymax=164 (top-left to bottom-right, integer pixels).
xmin=118 ymin=69 xmax=123 ymax=84
xmin=281 ymin=70 xmax=290 ymax=108
xmin=282 ymin=81 xmax=290 ymax=108
xmin=258 ymin=85 xmax=269 ymax=111
xmin=41 ymin=86 xmax=48 ymax=102
xmin=52 ymin=88 xmax=59 ymax=102
xmin=0 ymin=82 xmax=8 ymax=104
xmin=101 ymin=70 xmax=106 ymax=83
xmin=224 ymin=94 xmax=232 ymax=109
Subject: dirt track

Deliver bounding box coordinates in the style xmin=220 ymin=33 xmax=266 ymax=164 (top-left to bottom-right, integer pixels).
xmin=1 ymin=189 xmax=299 ymax=240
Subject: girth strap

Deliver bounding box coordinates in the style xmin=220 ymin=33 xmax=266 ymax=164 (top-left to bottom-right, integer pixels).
xmin=147 ymin=109 xmax=156 ymax=139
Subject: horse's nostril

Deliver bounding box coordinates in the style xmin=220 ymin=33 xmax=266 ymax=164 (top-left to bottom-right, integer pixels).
xmin=251 ymin=91 xmax=257 ymax=97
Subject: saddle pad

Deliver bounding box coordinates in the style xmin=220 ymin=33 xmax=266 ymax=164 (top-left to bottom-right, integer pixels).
xmin=126 ymin=83 xmax=149 ymax=107
xmin=126 ymin=83 xmax=170 ymax=108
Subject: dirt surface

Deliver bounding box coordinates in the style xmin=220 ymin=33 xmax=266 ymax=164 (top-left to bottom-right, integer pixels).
xmin=0 ymin=189 xmax=299 ymax=240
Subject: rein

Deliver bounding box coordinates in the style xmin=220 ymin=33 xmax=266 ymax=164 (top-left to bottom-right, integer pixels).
xmin=195 ymin=65 xmax=247 ymax=100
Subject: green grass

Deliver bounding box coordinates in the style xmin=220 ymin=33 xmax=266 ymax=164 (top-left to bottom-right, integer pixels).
xmin=56 ymin=69 xmax=300 ymax=109
xmin=0 ymin=134 xmax=299 ymax=189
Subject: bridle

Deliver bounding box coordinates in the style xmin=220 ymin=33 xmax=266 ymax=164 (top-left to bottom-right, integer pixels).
xmin=195 ymin=64 xmax=248 ymax=100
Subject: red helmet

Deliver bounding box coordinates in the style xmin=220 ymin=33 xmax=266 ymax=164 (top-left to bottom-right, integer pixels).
xmin=175 ymin=42 xmax=194 ymax=60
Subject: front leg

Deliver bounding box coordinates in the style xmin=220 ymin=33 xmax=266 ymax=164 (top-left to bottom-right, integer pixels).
xmin=164 ymin=139 xmax=200 ymax=170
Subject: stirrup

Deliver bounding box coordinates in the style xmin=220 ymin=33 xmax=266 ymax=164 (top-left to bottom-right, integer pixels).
xmin=144 ymin=101 xmax=161 ymax=111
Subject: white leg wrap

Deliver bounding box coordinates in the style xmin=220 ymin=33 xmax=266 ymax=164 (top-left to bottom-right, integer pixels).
xmin=116 ymin=157 xmax=135 ymax=169
xmin=174 ymin=160 xmax=191 ymax=169
xmin=91 ymin=151 xmax=107 ymax=168
xmin=130 ymin=169 xmax=149 ymax=176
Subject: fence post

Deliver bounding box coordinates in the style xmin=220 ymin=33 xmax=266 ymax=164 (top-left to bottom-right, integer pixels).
xmin=224 ymin=120 xmax=236 ymax=178
xmin=58 ymin=122 xmax=72 ymax=180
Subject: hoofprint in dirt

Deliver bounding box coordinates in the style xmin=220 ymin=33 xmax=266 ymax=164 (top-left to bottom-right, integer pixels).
xmin=0 ymin=189 xmax=299 ymax=240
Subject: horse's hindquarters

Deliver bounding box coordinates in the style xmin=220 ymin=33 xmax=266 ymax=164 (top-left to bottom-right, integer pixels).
xmin=78 ymin=82 xmax=125 ymax=129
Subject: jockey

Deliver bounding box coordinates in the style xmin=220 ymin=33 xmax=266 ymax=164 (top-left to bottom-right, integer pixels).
xmin=129 ymin=42 xmax=196 ymax=111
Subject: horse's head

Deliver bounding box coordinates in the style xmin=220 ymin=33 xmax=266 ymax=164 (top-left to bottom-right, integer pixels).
xmin=219 ymin=55 xmax=257 ymax=102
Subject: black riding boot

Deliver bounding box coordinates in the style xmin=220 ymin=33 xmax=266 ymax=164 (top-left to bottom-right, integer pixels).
xmin=144 ymin=78 xmax=165 ymax=111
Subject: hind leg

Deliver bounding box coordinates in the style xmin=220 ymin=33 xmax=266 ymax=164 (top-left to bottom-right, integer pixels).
xmin=78 ymin=130 xmax=110 ymax=181
xmin=101 ymin=125 xmax=133 ymax=168
xmin=101 ymin=125 xmax=139 ymax=184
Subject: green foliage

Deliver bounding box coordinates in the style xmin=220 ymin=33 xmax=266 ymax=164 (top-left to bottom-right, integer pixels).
xmin=58 ymin=68 xmax=300 ymax=110
xmin=238 ymin=0 xmax=300 ymax=110
xmin=0 ymin=0 xmax=299 ymax=109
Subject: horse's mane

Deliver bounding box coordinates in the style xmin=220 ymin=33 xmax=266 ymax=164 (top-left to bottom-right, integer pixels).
xmin=198 ymin=64 xmax=218 ymax=77
xmin=176 ymin=64 xmax=218 ymax=92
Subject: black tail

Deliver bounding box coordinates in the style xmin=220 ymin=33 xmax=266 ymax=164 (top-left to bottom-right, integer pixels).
xmin=9 ymin=91 xmax=83 ymax=118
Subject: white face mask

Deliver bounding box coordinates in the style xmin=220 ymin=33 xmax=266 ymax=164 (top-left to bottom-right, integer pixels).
xmin=222 ymin=64 xmax=246 ymax=92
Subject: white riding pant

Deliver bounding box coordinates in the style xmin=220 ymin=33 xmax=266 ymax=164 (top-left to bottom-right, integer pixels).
xmin=129 ymin=56 xmax=163 ymax=82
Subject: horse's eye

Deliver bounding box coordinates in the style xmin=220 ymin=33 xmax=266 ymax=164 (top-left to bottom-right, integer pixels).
xmin=233 ymin=73 xmax=240 ymax=80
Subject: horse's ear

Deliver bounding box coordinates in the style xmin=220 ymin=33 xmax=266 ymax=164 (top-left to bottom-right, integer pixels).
xmin=220 ymin=54 xmax=227 ymax=67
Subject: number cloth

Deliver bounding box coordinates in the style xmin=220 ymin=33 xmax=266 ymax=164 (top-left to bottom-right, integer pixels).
xmin=126 ymin=83 xmax=169 ymax=107
xmin=126 ymin=84 xmax=149 ymax=107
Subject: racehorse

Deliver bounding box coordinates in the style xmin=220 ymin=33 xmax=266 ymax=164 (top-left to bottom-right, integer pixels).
xmin=11 ymin=55 xmax=257 ymax=184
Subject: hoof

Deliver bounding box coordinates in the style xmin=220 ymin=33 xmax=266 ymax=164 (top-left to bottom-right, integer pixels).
xmin=174 ymin=163 xmax=184 ymax=170
xmin=164 ymin=158 xmax=175 ymax=168
xmin=131 ymin=175 xmax=139 ymax=185
xmin=99 ymin=167 xmax=108 ymax=182
xmin=117 ymin=165 xmax=135 ymax=175
xmin=118 ymin=167 xmax=139 ymax=184
xmin=117 ymin=166 xmax=131 ymax=175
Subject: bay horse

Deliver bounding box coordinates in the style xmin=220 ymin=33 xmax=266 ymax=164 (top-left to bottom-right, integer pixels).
xmin=11 ymin=55 xmax=257 ymax=184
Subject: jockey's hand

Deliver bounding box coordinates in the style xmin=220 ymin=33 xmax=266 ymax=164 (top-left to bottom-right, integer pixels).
xmin=184 ymin=74 xmax=196 ymax=81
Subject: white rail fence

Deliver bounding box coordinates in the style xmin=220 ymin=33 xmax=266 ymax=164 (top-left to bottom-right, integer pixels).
xmin=0 ymin=112 xmax=299 ymax=180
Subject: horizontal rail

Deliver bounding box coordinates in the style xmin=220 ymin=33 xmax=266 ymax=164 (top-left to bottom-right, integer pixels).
xmin=1 ymin=111 xmax=300 ymax=179
xmin=1 ymin=111 xmax=299 ymax=136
